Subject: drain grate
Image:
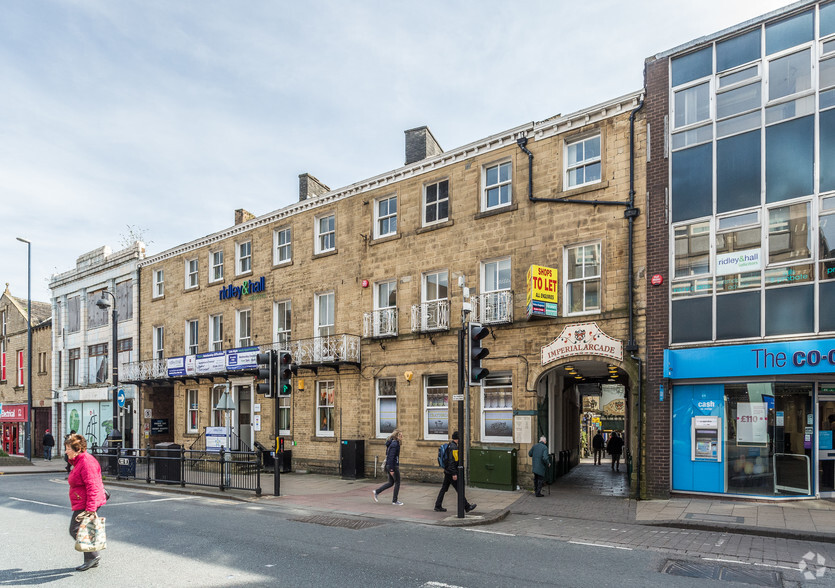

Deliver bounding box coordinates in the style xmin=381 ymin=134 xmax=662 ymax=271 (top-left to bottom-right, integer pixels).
xmin=684 ymin=513 xmax=745 ymax=524
xmin=661 ymin=560 xmax=782 ymax=587
xmin=289 ymin=515 xmax=384 ymax=530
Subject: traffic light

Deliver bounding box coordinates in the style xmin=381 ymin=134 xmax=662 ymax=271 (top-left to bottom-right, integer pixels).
xmin=468 ymin=322 xmax=490 ymax=386
xmin=256 ymin=350 xmax=276 ymax=397
xmin=278 ymin=352 xmax=293 ymax=395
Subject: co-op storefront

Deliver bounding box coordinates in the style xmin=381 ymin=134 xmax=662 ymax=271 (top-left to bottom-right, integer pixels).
xmin=665 ymin=338 xmax=835 ymax=500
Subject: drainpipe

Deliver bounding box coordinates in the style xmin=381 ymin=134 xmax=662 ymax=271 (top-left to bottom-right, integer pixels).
xmin=631 ymin=354 xmax=643 ymax=498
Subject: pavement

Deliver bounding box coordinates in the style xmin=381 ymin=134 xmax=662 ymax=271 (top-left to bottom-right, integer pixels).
xmin=4 ymin=455 xmax=835 ymax=541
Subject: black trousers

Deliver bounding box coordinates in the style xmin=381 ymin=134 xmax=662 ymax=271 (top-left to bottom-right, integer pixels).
xmin=69 ymin=509 xmax=102 ymax=561
xmin=435 ymin=473 xmax=470 ymax=509
xmin=534 ymin=473 xmax=545 ymax=496
xmin=375 ymin=467 xmax=400 ymax=502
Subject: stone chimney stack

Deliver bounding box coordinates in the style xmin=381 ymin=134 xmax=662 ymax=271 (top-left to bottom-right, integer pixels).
xmin=299 ymin=173 xmax=330 ymax=201
xmin=404 ymin=126 xmax=443 ymax=165
xmin=235 ymin=209 xmax=255 ymax=225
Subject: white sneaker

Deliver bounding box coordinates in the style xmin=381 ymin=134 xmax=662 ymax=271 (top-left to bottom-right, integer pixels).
xmin=393 ymin=501 xmax=404 ymax=506
xmin=372 ymin=491 xmax=378 ymax=503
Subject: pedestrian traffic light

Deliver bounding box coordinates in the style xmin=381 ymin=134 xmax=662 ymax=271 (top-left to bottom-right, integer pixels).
xmin=256 ymin=350 xmax=276 ymax=397
xmin=468 ymin=322 xmax=490 ymax=386
xmin=278 ymin=352 xmax=293 ymax=395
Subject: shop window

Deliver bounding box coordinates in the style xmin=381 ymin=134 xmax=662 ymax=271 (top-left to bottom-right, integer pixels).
xmin=717 ymin=130 xmax=760 ymax=213
xmin=671 ymin=297 xmax=713 ymax=343
xmin=187 ymin=389 xmax=199 ymax=434
xmin=766 ymin=115 xmax=814 ymax=203
xmin=671 ymin=143 xmax=713 ymax=222
xmin=765 ymin=284 xmax=814 ymax=335
xmin=716 ymin=29 xmax=761 ymax=72
xmin=716 ymin=291 xmax=761 ymax=339
xmin=424 ymin=375 xmax=448 ymax=441
xmin=87 ymin=343 xmax=108 ymax=384
xmin=765 ymin=10 xmax=813 ymax=56
xmin=376 ymin=378 xmax=396 ymax=438
xmin=316 ymin=381 xmax=335 ymax=437
xmin=481 ymin=374 xmax=513 ymax=443
xmin=671 ymin=46 xmax=711 ymax=87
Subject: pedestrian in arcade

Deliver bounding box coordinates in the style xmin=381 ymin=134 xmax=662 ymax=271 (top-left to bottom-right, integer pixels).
xmin=373 ymin=429 xmax=404 ymax=505
xmin=607 ymin=431 xmax=625 ymax=472
xmin=65 ymin=433 xmax=107 ymax=571
xmin=434 ymin=431 xmax=476 ymax=513
xmin=43 ymin=429 xmax=55 ymax=461
xmin=592 ymin=429 xmax=605 ymax=465
xmin=528 ymin=435 xmax=550 ymax=497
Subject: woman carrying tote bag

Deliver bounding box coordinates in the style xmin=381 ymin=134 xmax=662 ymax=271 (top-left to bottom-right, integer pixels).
xmin=65 ymin=433 xmax=108 ymax=571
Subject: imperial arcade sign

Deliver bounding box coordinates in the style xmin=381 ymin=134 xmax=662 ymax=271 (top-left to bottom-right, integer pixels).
xmin=541 ymin=322 xmax=623 ymax=365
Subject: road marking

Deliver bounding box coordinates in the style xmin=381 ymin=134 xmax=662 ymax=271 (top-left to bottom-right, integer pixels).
xmin=464 ymin=528 xmax=515 ymax=537
xmin=568 ymin=540 xmax=632 ymax=551
xmin=702 ymin=557 xmax=748 ymax=565
xmin=110 ymin=496 xmax=196 ymax=506
xmin=703 ymin=557 xmax=799 ymax=572
xmin=9 ymin=497 xmax=63 ymax=508
xmin=423 ymin=582 xmax=465 ymax=588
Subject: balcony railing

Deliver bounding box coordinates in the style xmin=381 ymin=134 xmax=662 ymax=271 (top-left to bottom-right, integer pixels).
xmin=411 ymin=300 xmax=450 ymax=333
xmin=472 ymin=291 xmax=513 ymax=325
xmin=363 ymin=308 xmax=398 ymax=339
xmin=122 ymin=358 xmax=167 ymax=382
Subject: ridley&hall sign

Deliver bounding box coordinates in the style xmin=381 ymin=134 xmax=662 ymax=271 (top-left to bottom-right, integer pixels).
xmin=541 ymin=322 xmax=623 ymax=365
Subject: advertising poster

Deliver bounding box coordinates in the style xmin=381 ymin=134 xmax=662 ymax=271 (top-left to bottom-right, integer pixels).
xmin=736 ymin=402 xmax=768 ymax=445
xmin=205 ymin=426 xmax=227 ymax=452
xmin=195 ymin=351 xmax=226 ymax=375
xmin=226 ymin=346 xmax=259 ymax=371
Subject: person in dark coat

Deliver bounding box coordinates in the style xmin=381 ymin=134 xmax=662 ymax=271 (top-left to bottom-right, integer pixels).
xmin=43 ymin=429 xmax=55 ymax=460
xmin=65 ymin=433 xmax=107 ymax=571
xmin=434 ymin=431 xmax=475 ymax=513
xmin=372 ymin=429 xmax=403 ymax=505
xmin=528 ymin=436 xmax=550 ymax=497
xmin=592 ymin=430 xmax=605 ymax=465
xmin=607 ymin=431 xmax=625 ymax=472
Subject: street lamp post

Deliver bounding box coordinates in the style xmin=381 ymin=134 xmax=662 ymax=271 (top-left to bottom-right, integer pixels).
xmin=95 ymin=291 xmax=119 ymax=455
xmin=16 ymin=237 xmax=32 ymax=461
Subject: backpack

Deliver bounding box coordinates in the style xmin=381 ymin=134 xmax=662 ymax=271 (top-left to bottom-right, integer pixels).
xmin=437 ymin=443 xmax=450 ymax=468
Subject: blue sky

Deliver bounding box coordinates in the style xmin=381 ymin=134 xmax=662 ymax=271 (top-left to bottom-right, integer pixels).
xmin=1 ymin=0 xmax=792 ymax=302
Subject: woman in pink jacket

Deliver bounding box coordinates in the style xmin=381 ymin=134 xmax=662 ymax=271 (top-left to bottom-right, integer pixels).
xmin=65 ymin=433 xmax=107 ymax=571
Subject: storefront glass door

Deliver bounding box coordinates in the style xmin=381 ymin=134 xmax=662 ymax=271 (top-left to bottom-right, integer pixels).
xmin=818 ymin=398 xmax=835 ymax=497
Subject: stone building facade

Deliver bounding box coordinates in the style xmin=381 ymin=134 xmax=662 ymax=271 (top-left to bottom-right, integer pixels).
xmin=0 ymin=285 xmax=52 ymax=457
xmin=126 ymin=91 xmax=647 ymax=489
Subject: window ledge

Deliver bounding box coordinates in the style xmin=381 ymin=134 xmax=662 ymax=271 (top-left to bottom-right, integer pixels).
xmin=152 ymin=295 xmax=166 ymax=302
xmin=235 ymin=270 xmax=254 ymax=279
xmin=370 ymin=233 xmax=401 ymax=246
xmin=416 ymin=219 xmax=454 ymax=234
xmin=183 ymin=285 xmax=200 ymax=293
xmin=273 ymin=260 xmax=294 ymax=269
xmin=208 ymin=279 xmax=224 ymax=285
xmin=313 ymin=249 xmax=338 ymax=260
xmin=474 ymin=202 xmax=518 ymax=220
xmin=556 ymin=180 xmax=609 ymax=199
xmin=309 ymin=435 xmax=338 ymax=442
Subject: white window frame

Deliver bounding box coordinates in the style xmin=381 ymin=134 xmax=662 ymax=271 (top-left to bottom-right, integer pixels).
xmin=211 ymin=386 xmax=225 ymax=427
xmin=565 ymin=133 xmax=602 ymax=190
xmin=273 ymin=300 xmax=292 ymax=349
xmin=17 ymin=350 xmax=24 ymax=387
xmin=376 ymin=378 xmax=397 ymax=438
xmin=186 ymin=389 xmax=199 ymax=434
xmin=185 ymin=258 xmax=198 ymax=289
xmin=481 ymin=160 xmax=512 ymax=211
xmin=185 ymin=319 xmax=199 ymax=355
xmin=236 ymin=240 xmax=252 ymax=275
xmin=209 ymin=314 xmax=223 ymax=352
xmin=153 ymin=269 xmax=164 ymax=298
xmin=273 ymin=227 xmax=292 ymax=265
xmin=68 ymin=348 xmax=79 ymax=386
xmin=423 ymin=179 xmax=450 ymax=227
xmin=209 ymin=250 xmax=224 ymax=283
xmin=421 ymin=270 xmax=448 ymax=331
xmin=481 ymin=257 xmax=512 ymax=294
xmin=314 ymin=292 xmax=335 ymax=338
xmin=316 ymin=380 xmax=335 ymax=437
xmin=424 ymin=374 xmax=449 ymax=441
xmin=481 ymin=373 xmax=513 ymax=443
xmin=152 ymin=326 xmax=164 ymax=360
xmin=564 ymin=242 xmax=602 ymax=315
xmin=278 ymin=395 xmax=291 ymax=436
xmin=315 ymin=213 xmax=336 ymax=254
xmin=236 ymin=309 xmax=251 ymax=348
xmin=374 ymin=195 xmax=398 ymax=239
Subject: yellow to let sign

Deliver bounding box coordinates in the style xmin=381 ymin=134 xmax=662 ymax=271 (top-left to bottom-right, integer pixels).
xmin=526 ymin=264 xmax=559 ymax=305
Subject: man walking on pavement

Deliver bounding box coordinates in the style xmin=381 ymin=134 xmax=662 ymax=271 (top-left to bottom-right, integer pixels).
xmin=434 ymin=431 xmax=476 ymax=513
xmin=607 ymin=431 xmax=624 ymax=471
xmin=592 ymin=429 xmax=605 ymax=465
xmin=42 ymin=429 xmax=55 ymax=461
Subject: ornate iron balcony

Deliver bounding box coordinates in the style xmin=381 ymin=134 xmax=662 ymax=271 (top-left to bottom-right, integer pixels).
xmin=410 ymin=300 xmax=450 ymax=333
xmin=472 ymin=291 xmax=513 ymax=325
xmin=363 ymin=308 xmax=398 ymax=338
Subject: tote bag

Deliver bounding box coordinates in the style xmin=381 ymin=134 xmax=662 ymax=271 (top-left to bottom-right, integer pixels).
xmin=75 ymin=514 xmax=107 ymax=552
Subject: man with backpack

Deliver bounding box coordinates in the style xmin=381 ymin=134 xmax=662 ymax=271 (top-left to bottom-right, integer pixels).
xmin=434 ymin=431 xmax=476 ymax=513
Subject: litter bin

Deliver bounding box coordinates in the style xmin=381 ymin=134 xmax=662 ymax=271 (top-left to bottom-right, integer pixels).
xmin=117 ymin=449 xmax=137 ymax=478
xmin=545 ymin=452 xmax=557 ymax=484
xmin=341 ymin=440 xmax=365 ymax=479
xmin=469 ymin=447 xmax=518 ymax=491
xmin=278 ymin=450 xmax=292 ymax=473
xmin=154 ymin=442 xmax=181 ymax=483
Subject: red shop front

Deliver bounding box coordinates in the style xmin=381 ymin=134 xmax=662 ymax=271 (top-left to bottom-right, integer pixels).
xmin=1 ymin=404 xmax=28 ymax=455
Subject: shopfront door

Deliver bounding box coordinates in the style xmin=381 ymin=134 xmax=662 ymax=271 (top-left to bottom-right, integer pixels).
xmin=818 ymin=397 xmax=835 ymax=497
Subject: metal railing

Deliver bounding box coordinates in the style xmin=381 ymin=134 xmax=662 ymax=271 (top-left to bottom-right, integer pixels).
xmin=410 ymin=300 xmax=450 ymax=332
xmin=92 ymin=445 xmax=262 ymax=496
xmin=471 ymin=291 xmax=513 ymax=325
xmin=363 ymin=308 xmax=398 ymax=338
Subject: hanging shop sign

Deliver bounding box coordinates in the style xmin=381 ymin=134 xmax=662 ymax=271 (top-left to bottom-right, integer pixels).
xmin=541 ymin=322 xmax=624 ymax=365
xmin=526 ymin=264 xmax=559 ymax=318
xmin=218 ymin=276 xmax=266 ymax=301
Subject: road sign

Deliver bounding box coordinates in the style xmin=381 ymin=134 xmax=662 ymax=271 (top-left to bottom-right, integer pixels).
xmin=117 ymin=389 xmax=126 ymax=408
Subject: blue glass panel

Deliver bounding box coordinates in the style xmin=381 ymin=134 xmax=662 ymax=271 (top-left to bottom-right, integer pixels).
xmin=671 ymin=47 xmax=712 ymax=87
xmin=822 ymin=2 xmax=835 ymax=37
xmin=672 ymin=143 xmax=713 ymax=222
xmin=717 ymin=29 xmax=761 ymax=72
xmin=821 ymin=282 xmax=835 ymax=331
xmin=717 ymin=130 xmax=761 ymax=213
xmin=717 ymin=291 xmax=761 ymax=339
xmin=766 ymin=11 xmax=813 ymax=55
xmin=821 ymin=109 xmax=835 ymax=193
xmin=672 ymin=297 xmax=713 ymax=343
xmin=766 ymin=116 xmax=814 ymax=203
xmin=765 ymin=284 xmax=814 ymax=335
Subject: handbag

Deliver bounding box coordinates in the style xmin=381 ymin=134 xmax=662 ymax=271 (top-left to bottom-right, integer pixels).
xmin=74 ymin=513 xmax=107 ymax=552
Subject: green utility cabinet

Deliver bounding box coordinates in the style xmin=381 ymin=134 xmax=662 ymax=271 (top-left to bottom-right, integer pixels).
xmin=469 ymin=447 xmax=518 ymax=491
